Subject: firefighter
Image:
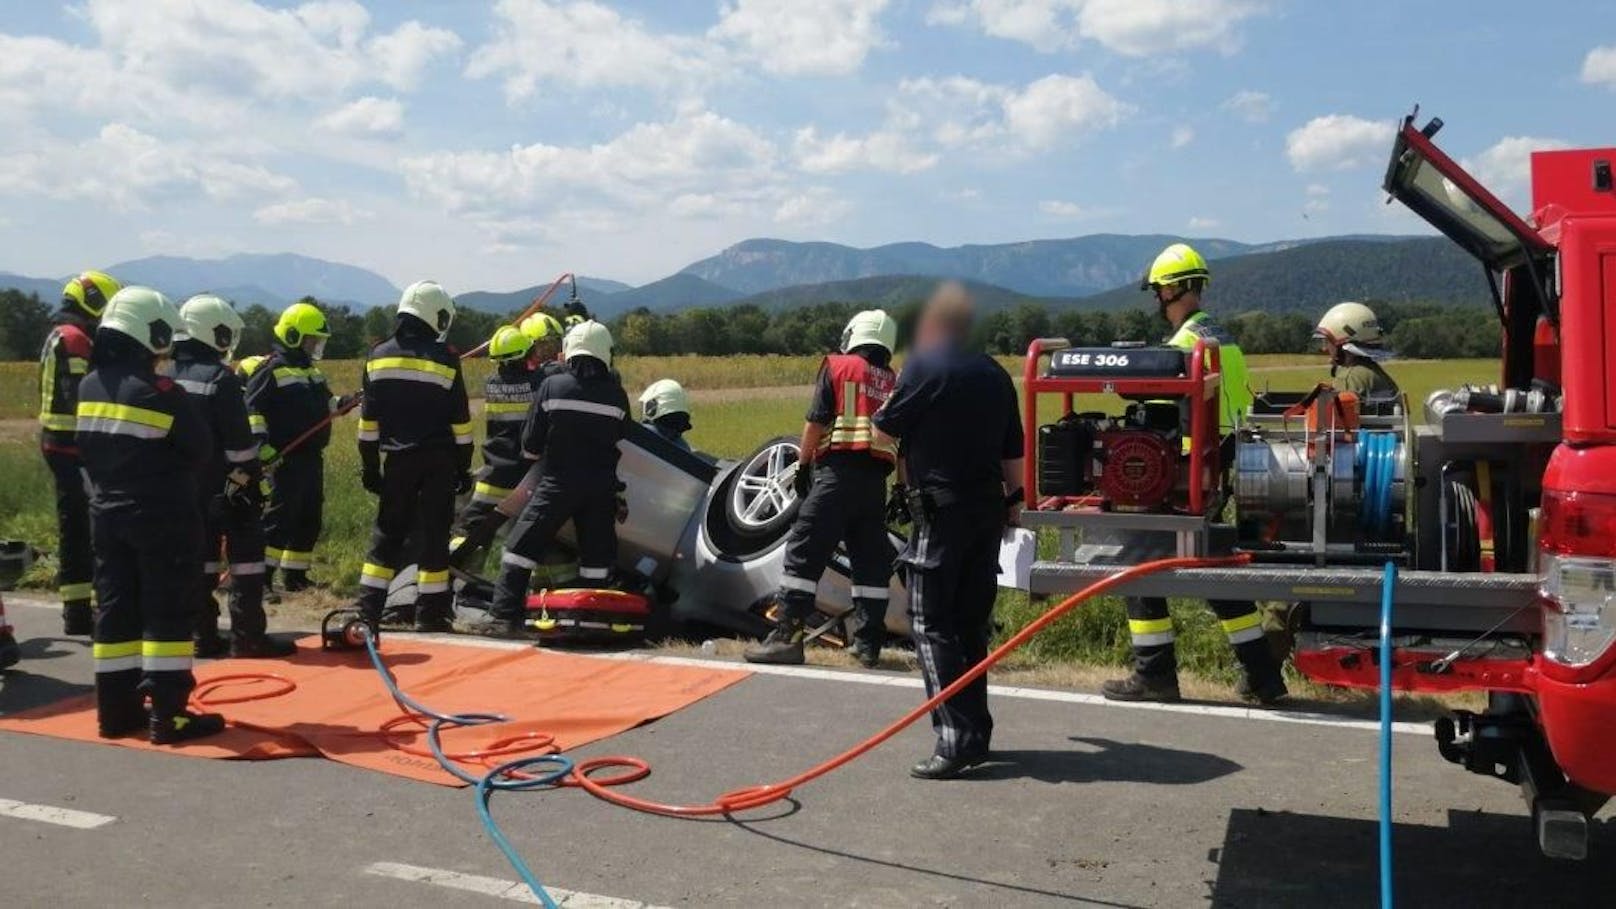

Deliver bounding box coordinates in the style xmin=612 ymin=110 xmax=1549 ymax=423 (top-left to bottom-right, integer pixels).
xmin=464 ymin=320 xmax=629 ymax=638
xmin=446 ymin=324 xmax=537 ymax=574
xmin=355 ymin=282 xmax=473 ymax=634
xmin=1315 ymin=301 xmax=1400 ymax=400
xmin=870 ymin=283 xmax=1023 ymax=779
xmin=638 ymin=379 xmax=693 ymax=450
xmin=38 ymin=270 xmax=120 ymax=635
xmin=520 ymin=312 xmax=567 ymax=382
xmin=1102 ymin=243 xmax=1287 ymax=705
xmin=77 ymin=287 xmax=223 ymax=743
xmin=172 ymin=294 xmax=295 ymax=659
xmin=246 ymin=301 xmax=346 ymax=595
xmin=744 ymin=310 xmax=899 ymax=669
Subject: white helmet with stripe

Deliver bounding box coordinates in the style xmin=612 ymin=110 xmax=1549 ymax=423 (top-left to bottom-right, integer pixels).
xmin=398 ymin=280 xmax=456 ymax=337
xmin=1314 ymin=301 xmax=1391 ymax=360
xmin=562 ymin=319 xmax=614 ymax=368
xmin=178 ymin=293 xmax=246 ymax=357
xmin=639 ymin=379 xmax=689 ymax=420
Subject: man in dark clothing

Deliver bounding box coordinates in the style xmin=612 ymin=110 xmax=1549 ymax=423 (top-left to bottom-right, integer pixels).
xmin=173 ymin=295 xmax=295 ymax=659
xmin=638 ymin=379 xmax=695 ymax=451
xmin=447 ymin=325 xmax=537 ymax=576
xmin=872 ymin=283 xmax=1024 ymax=780
xmin=464 ymin=320 xmax=630 ymax=638
xmin=245 ymin=301 xmax=346 ymax=594
xmin=78 ymin=286 xmax=224 ymax=744
xmin=38 ymin=270 xmax=120 ymax=635
xmin=744 ymin=310 xmax=899 ymax=669
xmin=355 ymin=281 xmax=474 ymax=635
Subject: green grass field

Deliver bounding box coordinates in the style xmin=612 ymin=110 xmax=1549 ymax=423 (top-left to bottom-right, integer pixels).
xmin=0 ymin=355 xmax=1498 ymax=682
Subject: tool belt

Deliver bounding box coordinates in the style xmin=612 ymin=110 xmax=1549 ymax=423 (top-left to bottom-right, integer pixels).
xmin=905 ymin=482 xmax=1002 ymax=525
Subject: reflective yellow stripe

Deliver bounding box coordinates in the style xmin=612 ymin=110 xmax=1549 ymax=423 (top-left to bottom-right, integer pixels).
xmin=142 ymin=640 xmax=194 ymax=658
xmin=39 ymin=342 xmax=58 ymax=426
xmin=249 ymin=413 xmax=268 ymax=431
xmin=452 ymin=421 xmax=474 ymax=444
xmin=361 ymin=563 xmax=395 ymax=581
xmin=60 ymin=582 xmax=94 ymax=601
xmin=1129 ymin=617 xmax=1174 ymax=636
xmin=418 ymin=569 xmax=449 ymax=584
xmin=474 ymin=481 xmax=513 ymax=497
xmin=367 ymin=357 xmax=455 ymax=388
xmin=485 ymin=401 xmax=528 ymax=414
xmin=357 ymin=418 xmax=380 ymax=442
xmin=76 ymin=401 xmax=174 ymax=431
xmin=39 ymin=413 xmax=77 ymax=431
xmin=1220 ymin=612 xmax=1262 ymax=635
xmin=67 ymin=357 xmax=88 ymax=374
xmin=93 ymin=641 xmax=141 ymax=660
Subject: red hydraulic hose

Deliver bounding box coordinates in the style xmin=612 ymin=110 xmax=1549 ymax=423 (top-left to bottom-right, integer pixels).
xmin=569 ymin=552 xmax=1251 ymax=816
xmin=461 ymin=273 xmax=574 ymax=360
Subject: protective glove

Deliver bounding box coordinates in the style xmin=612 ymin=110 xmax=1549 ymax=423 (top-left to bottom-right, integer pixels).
xmin=258 ymin=443 xmax=278 ymax=464
xmin=614 ymin=481 xmax=629 ymax=524
xmin=792 ymin=460 xmax=813 ymax=499
xmin=362 ymin=464 xmax=384 ymax=496
xmin=885 ymin=483 xmax=912 ymax=525
xmin=455 ymin=472 xmax=474 ymax=496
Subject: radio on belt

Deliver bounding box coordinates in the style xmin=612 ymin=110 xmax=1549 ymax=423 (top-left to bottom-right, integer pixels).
xmin=1022 ymin=337 xmax=1224 ymax=515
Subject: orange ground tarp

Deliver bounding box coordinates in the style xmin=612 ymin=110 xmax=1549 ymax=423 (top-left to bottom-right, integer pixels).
xmin=0 ymin=637 xmax=749 ymax=787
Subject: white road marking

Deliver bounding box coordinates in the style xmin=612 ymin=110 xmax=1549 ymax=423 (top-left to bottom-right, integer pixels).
xmin=0 ymin=798 xmax=116 ymax=829
xmin=407 ymin=632 xmax=1431 ymax=736
xmin=364 ymin=861 xmax=666 ymax=907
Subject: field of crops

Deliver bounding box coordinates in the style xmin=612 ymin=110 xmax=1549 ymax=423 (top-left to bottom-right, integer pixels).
xmin=0 ymin=354 xmax=1497 ymax=682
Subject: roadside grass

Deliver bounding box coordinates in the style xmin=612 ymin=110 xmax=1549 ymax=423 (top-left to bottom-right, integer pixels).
xmin=0 ymin=355 xmax=1498 ymax=694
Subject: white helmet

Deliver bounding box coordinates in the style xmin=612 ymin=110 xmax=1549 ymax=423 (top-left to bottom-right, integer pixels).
xmin=841 ymin=309 xmax=897 ymax=355
xmin=639 ymin=379 xmax=690 ymax=421
xmin=399 ymin=280 xmax=456 ymax=337
xmin=1314 ymin=301 xmax=1391 ymax=360
xmin=562 ymin=319 xmax=614 ymax=368
xmin=178 ymin=293 xmax=245 ymax=357
xmin=100 ymin=286 xmax=182 ymax=355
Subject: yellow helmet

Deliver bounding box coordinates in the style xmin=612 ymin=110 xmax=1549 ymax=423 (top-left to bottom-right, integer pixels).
xmin=488 ymin=324 xmax=534 ymax=362
xmin=520 ymin=312 xmax=564 ymax=343
xmin=62 ymin=270 xmax=121 ymax=320
xmin=274 ymin=301 xmax=330 ymax=347
xmin=1141 ymin=243 xmax=1211 ymax=291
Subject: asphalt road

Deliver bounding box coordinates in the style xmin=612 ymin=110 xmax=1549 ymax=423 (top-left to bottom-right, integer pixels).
xmin=2 ymin=595 xmax=1613 ymax=907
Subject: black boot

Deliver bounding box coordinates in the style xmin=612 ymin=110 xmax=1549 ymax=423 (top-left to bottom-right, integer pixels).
xmin=414 ymin=606 xmax=454 ymax=634
xmin=379 ymin=605 xmax=417 ymax=629
xmin=63 ymin=600 xmax=93 ymax=636
xmin=95 ymin=671 xmax=148 ymax=738
xmin=455 ymin=611 xmax=528 ymax=639
xmin=0 ymin=630 xmax=20 ymax=670
xmin=743 ymin=617 xmax=806 ymax=665
xmin=1100 ymin=674 xmax=1181 ymax=703
xmin=853 ymin=598 xmax=886 ymax=669
xmin=280 ymin=569 xmax=314 ymax=593
xmin=194 ymin=632 xmax=233 ymax=660
xmin=1233 ymin=640 xmax=1287 ymax=705
xmin=230 ymin=633 xmax=297 ymax=659
xmin=263 ymin=568 xmax=282 ymax=605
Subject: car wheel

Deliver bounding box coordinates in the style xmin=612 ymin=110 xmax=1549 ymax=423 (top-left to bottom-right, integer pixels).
xmin=724 ymin=438 xmax=802 ymax=539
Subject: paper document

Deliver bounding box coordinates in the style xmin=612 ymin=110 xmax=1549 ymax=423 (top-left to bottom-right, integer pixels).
xmin=997 ymin=528 xmax=1037 ymax=590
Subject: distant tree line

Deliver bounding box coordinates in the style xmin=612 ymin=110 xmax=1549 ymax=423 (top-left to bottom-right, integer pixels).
xmin=0 ymin=287 xmax=1501 ymax=363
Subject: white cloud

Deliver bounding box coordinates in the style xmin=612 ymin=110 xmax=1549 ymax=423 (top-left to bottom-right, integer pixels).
xmin=1581 ymin=45 xmax=1616 ymax=88
xmin=1285 ymin=114 xmax=1391 ymax=172
xmin=0 ymin=123 xmax=295 ymax=209
xmin=1171 ymin=126 xmax=1195 ymax=149
xmin=712 ymin=0 xmax=890 ymax=76
xmin=774 ymin=188 xmax=854 ymax=225
xmin=1187 ymin=215 xmax=1220 ymax=229
xmin=253 ymin=196 xmax=373 ymax=225
xmin=793 ymin=126 xmax=939 ymax=174
xmin=928 ymin=0 xmax=1267 ymax=56
xmin=1222 ymin=89 xmax=1272 ymax=123
xmin=1463 ymin=136 xmax=1572 ymax=202
xmin=1002 ymin=74 xmax=1131 ymax=149
xmin=1304 ymin=183 xmax=1329 ymax=215
xmin=468 ymin=0 xmax=718 ymax=99
xmin=317 ymin=97 xmax=405 ymax=137
xmin=366 ymin=20 xmax=463 ymax=90
xmin=1039 ymin=199 xmax=1091 ymax=218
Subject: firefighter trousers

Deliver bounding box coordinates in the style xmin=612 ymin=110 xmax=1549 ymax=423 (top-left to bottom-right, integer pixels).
xmin=900 ymin=496 xmax=1002 ymax=760
xmin=357 ymin=448 xmax=457 ymax=624
xmin=491 ymin=473 xmax=617 ymax=623
xmin=264 ymin=451 xmax=323 ymax=580
xmin=91 ymin=504 xmax=203 ymax=731
xmin=450 ymin=462 xmax=529 ymax=570
xmin=778 ymin=456 xmax=894 ymax=648
xmin=198 ymin=496 xmax=268 ymax=641
xmin=1124 ymin=596 xmax=1281 ymax=686
xmin=45 ymin=451 xmax=94 ymax=609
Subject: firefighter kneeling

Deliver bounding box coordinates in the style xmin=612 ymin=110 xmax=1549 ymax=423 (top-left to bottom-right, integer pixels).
xmin=78 ymin=287 xmax=224 ymax=743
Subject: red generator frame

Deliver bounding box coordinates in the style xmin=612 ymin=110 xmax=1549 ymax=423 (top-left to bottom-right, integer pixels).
xmin=1021 ymin=337 xmax=1225 ymax=515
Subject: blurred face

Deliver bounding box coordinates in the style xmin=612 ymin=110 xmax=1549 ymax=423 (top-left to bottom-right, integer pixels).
xmin=302 ymin=335 xmax=327 ymax=360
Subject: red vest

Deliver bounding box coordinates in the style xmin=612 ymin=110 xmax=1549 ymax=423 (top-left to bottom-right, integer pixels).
xmin=819 ymin=354 xmax=897 ymax=462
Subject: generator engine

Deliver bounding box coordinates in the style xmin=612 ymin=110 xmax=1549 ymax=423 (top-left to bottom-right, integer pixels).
xmin=1234 ymin=385 xmax=1411 ymax=563
xmin=1040 ymin=403 xmax=1183 ymax=511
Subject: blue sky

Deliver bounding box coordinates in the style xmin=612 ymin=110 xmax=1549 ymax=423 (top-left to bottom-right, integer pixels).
xmin=1 ymin=0 xmax=1612 ymax=290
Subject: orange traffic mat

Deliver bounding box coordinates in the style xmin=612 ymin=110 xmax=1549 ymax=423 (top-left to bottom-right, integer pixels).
xmin=0 ymin=637 xmax=749 ymax=787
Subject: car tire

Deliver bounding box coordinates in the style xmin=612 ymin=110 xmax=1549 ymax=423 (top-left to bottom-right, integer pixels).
xmin=723 ymin=437 xmax=803 ymax=540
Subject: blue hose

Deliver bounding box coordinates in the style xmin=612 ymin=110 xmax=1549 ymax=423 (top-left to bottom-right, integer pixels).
xmin=1378 ymin=561 xmax=1396 ymax=909
xmin=1359 ymin=432 xmax=1397 ymax=535
xmin=359 ymin=628 xmax=567 ymax=909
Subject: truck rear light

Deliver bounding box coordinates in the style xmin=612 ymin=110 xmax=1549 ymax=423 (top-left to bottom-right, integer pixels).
xmin=1539 ymin=490 xmax=1616 ymax=668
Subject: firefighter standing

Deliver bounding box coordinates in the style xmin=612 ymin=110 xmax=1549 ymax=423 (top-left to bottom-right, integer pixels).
xmin=1315 ymin=301 xmax=1400 ymax=400
xmin=447 ymin=324 xmax=538 ymax=574
xmin=77 ymin=287 xmax=223 ymax=743
xmin=465 ymin=321 xmax=629 ymax=638
xmin=1101 ymin=243 xmax=1286 ymax=705
xmin=638 ymin=379 xmax=694 ymax=451
xmin=871 ymin=283 xmax=1024 ymax=779
xmin=745 ymin=311 xmax=899 ymax=669
xmin=172 ymin=295 xmax=295 ymax=659
xmin=38 ymin=270 xmax=120 ymax=635
xmin=246 ymin=302 xmax=345 ymax=594
xmin=355 ymin=282 xmax=473 ymax=634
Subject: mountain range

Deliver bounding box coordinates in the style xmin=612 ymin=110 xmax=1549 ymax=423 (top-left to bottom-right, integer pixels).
xmin=0 ymin=231 xmax=1489 ymax=319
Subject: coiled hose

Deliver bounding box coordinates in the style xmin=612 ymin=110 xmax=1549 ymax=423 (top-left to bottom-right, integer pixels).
xmin=1358 ymin=431 xmax=1399 ymax=536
